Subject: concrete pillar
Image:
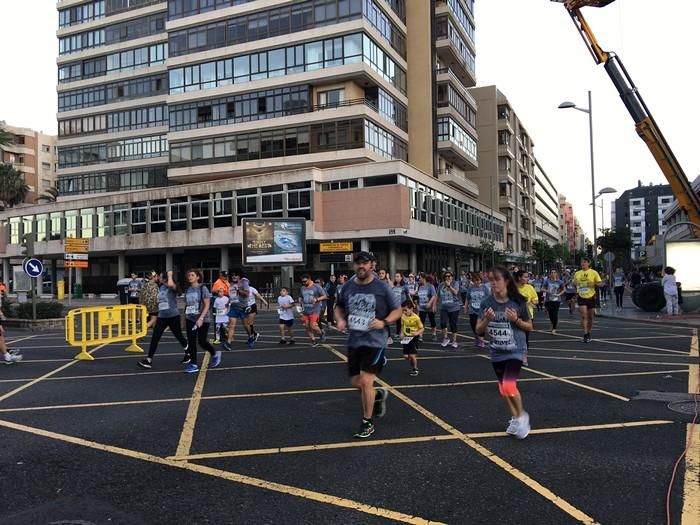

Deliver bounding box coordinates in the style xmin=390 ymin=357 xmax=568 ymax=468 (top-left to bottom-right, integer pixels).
xmin=118 ymin=253 xmax=126 ymax=279
xmin=360 ymin=239 xmax=370 ymax=252
xmin=2 ymin=259 xmax=10 ymax=287
xmin=220 ymin=247 xmax=229 ymax=272
xmin=165 ymin=249 xmax=174 ymax=272
xmin=75 ymin=267 xmax=83 ymax=286
xmin=448 ymin=251 xmax=456 ymax=273
xmin=281 ymin=266 xmax=295 ymax=294
xmin=35 ymin=274 xmax=42 ymax=296
xmin=409 ymin=244 xmax=417 ymax=275
xmin=388 ymin=242 xmax=397 ymax=276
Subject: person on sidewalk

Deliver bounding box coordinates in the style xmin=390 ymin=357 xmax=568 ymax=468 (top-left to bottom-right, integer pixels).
xmin=662 ymin=267 xmax=680 ymax=316
xmin=335 ymin=251 xmax=402 ymax=439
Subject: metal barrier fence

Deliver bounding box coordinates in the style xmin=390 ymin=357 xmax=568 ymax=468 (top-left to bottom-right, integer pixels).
xmin=65 ymin=304 xmax=147 ymax=361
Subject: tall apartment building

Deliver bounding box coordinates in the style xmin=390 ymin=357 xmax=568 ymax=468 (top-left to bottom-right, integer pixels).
xmin=0 ymin=0 xmax=506 ymax=292
xmin=558 ymin=194 xmax=576 ymax=252
xmin=534 ymin=159 xmax=560 ymax=246
xmin=468 ymin=85 xmax=536 ymax=263
xmin=613 ymin=181 xmax=675 ymax=259
xmin=0 ymin=121 xmax=57 ymax=205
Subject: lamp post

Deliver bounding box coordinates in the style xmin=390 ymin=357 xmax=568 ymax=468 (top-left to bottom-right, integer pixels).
xmin=590 ymin=186 xmax=617 ymax=236
xmin=558 ymin=91 xmax=597 ymax=248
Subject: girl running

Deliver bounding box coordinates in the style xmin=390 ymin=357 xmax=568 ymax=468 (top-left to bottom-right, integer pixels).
xmin=139 ymin=271 xmax=188 ymax=369
xmin=391 ymin=272 xmax=409 ymax=342
xmin=183 ymin=269 xmax=220 ymax=373
xmin=465 ymin=273 xmax=490 ymax=347
xmin=543 ymin=270 xmax=565 ymax=333
xmin=476 ymin=266 xmax=533 ymax=439
xmin=212 ymin=287 xmax=230 ymax=344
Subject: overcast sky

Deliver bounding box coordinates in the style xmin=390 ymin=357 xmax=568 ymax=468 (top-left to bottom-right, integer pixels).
xmin=0 ymin=0 xmax=698 ymax=240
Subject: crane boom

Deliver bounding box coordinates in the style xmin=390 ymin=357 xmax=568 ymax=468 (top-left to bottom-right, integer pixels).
xmin=555 ymin=1 xmax=700 ymax=235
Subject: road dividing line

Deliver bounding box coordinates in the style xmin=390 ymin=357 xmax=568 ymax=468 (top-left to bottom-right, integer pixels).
xmin=682 ymin=329 xmax=699 ymax=525
xmin=175 ymin=353 xmax=210 ymax=459
xmin=172 ymin=420 xmax=674 ymax=461
xmin=5 ymin=335 xmax=41 ymax=345
xmin=519 ymin=364 xmax=631 ymax=402
xmin=536 ymin=330 xmax=689 ymax=355
xmin=0 ymin=343 xmax=108 ymax=404
xmin=324 ymin=343 xmax=597 ymax=523
xmin=0 ymin=419 xmax=444 ymax=525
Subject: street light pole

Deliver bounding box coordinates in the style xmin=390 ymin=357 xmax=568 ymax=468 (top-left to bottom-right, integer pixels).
xmin=587 ymin=90 xmax=597 ymax=248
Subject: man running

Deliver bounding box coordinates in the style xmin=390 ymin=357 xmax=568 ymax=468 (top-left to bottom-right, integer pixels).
xmin=299 ymin=275 xmax=327 ymax=346
xmin=563 ymin=269 xmax=577 ymax=314
xmin=573 ymin=258 xmax=603 ymax=343
xmin=335 ymin=251 xmax=402 ymax=439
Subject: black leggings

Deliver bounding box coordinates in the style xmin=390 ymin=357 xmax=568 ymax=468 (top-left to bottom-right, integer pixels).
xmin=545 ymin=301 xmax=560 ymax=330
xmin=469 ymin=313 xmax=479 ymax=335
xmin=419 ymin=310 xmax=436 ymax=329
xmin=440 ymin=309 xmax=459 ymax=333
xmin=185 ymin=319 xmax=215 ymax=366
xmin=148 ymin=315 xmax=187 ymax=358
xmin=536 ymin=292 xmax=544 ymax=311
xmin=614 ymin=286 xmax=624 ymax=307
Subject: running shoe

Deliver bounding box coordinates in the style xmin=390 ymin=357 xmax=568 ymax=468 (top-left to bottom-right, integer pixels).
xmin=211 ymin=352 xmax=222 ymax=368
xmin=180 ymin=355 xmax=191 ymax=364
xmin=254 ymin=331 xmax=260 ymax=342
xmin=288 ymin=339 xmax=296 ymax=345
xmin=247 ymin=337 xmax=255 ymax=349
xmin=409 ymin=368 xmax=419 ymax=377
xmin=440 ymin=338 xmax=449 ymax=348
xmin=8 ymin=348 xmax=20 ymax=355
xmin=278 ymin=339 xmax=287 ymax=345
xmin=515 ymin=412 xmax=530 ymax=440
xmin=551 ymin=329 xmax=557 ymax=334
xmin=373 ymin=387 xmax=389 ymax=418
xmin=353 ymin=420 xmax=375 ymax=439
xmin=506 ymin=417 xmax=518 ymax=435
xmin=184 ymin=364 xmax=199 ymax=373
xmin=386 ymin=337 xmax=393 ymax=346
xmin=212 ymin=339 xmax=221 ymax=345
xmin=312 ymin=339 xmax=319 ymax=347
xmin=451 ymin=341 xmax=459 ymax=348
xmin=320 ymin=330 xmax=327 ymax=343
xmin=2 ymin=353 xmax=22 ymax=365
xmin=222 ymin=341 xmax=232 ymax=351
xmin=138 ymin=358 xmax=152 ymax=369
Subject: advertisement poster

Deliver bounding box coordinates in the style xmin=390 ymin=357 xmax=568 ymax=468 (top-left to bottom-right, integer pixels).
xmin=242 ymin=219 xmax=306 ymax=265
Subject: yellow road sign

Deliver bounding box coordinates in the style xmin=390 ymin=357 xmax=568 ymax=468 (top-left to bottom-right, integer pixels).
xmin=319 ymin=242 xmax=354 ymax=253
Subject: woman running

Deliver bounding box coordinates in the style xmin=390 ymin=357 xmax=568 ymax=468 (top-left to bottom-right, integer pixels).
xmin=476 ymin=266 xmax=532 ymax=439
xmin=140 ymin=270 xmax=159 ymax=329
xmin=438 ymin=271 xmax=461 ymax=348
xmin=465 ymin=272 xmax=490 ymax=347
xmin=612 ymin=267 xmax=626 ymax=311
xmin=183 ymin=269 xmax=221 ymax=373
xmin=542 ymin=270 xmax=565 ymax=333
xmin=515 ymin=271 xmax=538 ymax=350
xmin=138 ymin=271 xmax=188 ymax=369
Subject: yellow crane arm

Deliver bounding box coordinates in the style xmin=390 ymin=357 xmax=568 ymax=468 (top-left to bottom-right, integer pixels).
xmin=555 ymin=2 xmax=700 ymax=235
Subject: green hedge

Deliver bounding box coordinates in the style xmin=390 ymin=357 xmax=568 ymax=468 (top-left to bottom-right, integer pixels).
xmin=4 ymin=301 xmax=65 ymax=320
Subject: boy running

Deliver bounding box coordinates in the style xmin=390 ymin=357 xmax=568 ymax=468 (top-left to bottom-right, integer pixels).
xmin=213 ymin=288 xmax=229 ymax=344
xmin=400 ymin=300 xmax=424 ymax=376
xmin=277 ymin=287 xmax=296 ymax=344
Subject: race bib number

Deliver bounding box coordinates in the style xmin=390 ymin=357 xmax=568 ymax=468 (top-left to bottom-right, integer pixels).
xmin=487 ymin=320 xmax=516 ymax=351
xmin=578 ymin=286 xmax=589 ymax=296
xmin=216 ymin=308 xmax=227 ymax=316
xmin=471 ymin=300 xmax=481 ymax=310
xmin=277 ymin=308 xmax=284 ymax=316
xmin=400 ymin=336 xmax=414 ymax=345
xmin=158 ymin=301 xmax=169 ymax=311
xmin=347 ymin=293 xmax=376 ymax=332
xmin=185 ymin=305 xmax=199 ymax=315
xmin=348 ymin=314 xmax=372 ymax=332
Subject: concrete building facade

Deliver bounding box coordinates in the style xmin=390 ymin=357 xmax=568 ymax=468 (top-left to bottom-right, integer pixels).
xmin=0 ymin=121 xmax=57 ymax=205
xmin=534 ymin=159 xmax=559 ymax=246
xmin=468 ymin=85 xmax=536 ymax=263
xmin=0 ymin=0 xmax=506 ymax=293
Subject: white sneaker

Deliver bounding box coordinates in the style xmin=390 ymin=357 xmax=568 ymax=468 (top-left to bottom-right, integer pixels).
xmin=551 ymin=328 xmax=556 ymax=334
xmin=3 ymin=353 xmax=22 ymax=365
xmin=515 ymin=412 xmax=530 ymax=440
xmin=451 ymin=341 xmax=459 ymax=348
xmin=440 ymin=338 xmax=449 ymax=347
xmin=506 ymin=417 xmax=518 ymax=435
xmin=387 ymin=337 xmax=393 ymax=346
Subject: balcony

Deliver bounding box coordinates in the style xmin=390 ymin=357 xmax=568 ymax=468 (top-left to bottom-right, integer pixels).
xmin=436 ymin=67 xmax=476 ymax=103
xmin=437 ymin=167 xmax=479 ymax=197
xmin=435 ymin=19 xmax=476 ymax=88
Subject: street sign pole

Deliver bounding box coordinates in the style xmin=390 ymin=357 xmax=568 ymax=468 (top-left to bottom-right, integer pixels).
xmin=68 ymin=266 xmax=72 ymax=307
xmin=32 ymin=276 xmax=36 ymax=321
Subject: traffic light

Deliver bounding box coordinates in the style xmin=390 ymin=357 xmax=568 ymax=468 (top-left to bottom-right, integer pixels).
xmin=20 ymin=232 xmax=35 ymax=258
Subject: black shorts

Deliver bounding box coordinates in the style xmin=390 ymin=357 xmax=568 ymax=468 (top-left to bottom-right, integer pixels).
xmin=348 ymin=346 xmax=385 ymax=377
xmin=128 ymin=297 xmax=140 ymax=304
xmin=492 ymin=359 xmax=523 ymax=383
xmin=279 ymin=318 xmax=293 ymax=327
xmin=577 ymin=297 xmax=596 ymax=308
xmin=248 ymin=304 xmax=258 ymax=314
xmin=402 ymin=337 xmax=419 ymax=355
xmin=564 ymin=292 xmax=576 ymax=301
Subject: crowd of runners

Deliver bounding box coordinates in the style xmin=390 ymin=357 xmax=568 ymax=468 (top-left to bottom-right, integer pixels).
xmin=106 ymin=254 xmax=615 ymax=440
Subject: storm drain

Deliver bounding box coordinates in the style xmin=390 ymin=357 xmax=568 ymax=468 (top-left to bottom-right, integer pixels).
xmin=667 ymin=400 xmax=699 ymax=416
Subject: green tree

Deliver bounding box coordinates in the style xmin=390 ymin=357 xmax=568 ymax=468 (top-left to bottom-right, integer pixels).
xmin=0 ymin=125 xmax=14 ymax=147
xmin=532 ymin=239 xmax=558 ymax=273
xmin=479 ymin=239 xmax=509 ymax=269
xmin=37 ymin=186 xmax=59 ymax=203
xmin=552 ymin=243 xmax=570 ymax=266
xmin=596 ymin=227 xmax=633 ymax=266
xmin=0 ymin=163 xmax=30 ymax=210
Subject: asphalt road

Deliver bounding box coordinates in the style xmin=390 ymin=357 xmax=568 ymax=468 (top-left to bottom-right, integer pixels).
xmin=0 ymin=307 xmax=697 ymax=525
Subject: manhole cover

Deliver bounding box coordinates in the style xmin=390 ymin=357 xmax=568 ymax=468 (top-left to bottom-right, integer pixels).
xmin=667 ymin=400 xmax=699 ymax=415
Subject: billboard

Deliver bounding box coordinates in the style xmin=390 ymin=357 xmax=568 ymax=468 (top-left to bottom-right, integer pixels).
xmin=242 ymin=218 xmax=306 ymax=265
xmin=666 ymin=240 xmax=700 ymax=292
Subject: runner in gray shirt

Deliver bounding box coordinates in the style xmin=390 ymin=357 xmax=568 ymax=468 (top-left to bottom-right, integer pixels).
xmin=298 ymin=275 xmax=327 ymax=346
xmin=335 ymin=251 xmax=402 ymax=439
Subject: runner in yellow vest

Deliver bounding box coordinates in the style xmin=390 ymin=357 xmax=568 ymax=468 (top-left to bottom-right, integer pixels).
xmin=573 ymin=257 xmax=603 ymax=343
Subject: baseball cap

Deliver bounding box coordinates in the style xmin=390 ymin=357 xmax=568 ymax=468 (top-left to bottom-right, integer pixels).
xmin=353 ymin=251 xmax=375 ymax=263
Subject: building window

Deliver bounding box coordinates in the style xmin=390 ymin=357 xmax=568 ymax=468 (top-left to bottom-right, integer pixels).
xmin=236 ymin=189 xmax=258 ymax=226
xmin=318 ymin=88 xmax=345 ymax=107
xmin=150 ymin=200 xmax=167 ymax=233
xmin=50 ymin=212 xmax=62 ymax=240
xmin=213 ymin=192 xmax=233 ymax=228
xmin=191 ymin=195 xmax=210 ymax=229
xmin=81 ymin=208 xmax=94 ymax=238
xmin=170 ymin=198 xmax=188 ymax=231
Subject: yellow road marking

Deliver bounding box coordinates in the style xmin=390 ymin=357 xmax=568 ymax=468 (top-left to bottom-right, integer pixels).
xmin=682 ymin=329 xmax=699 ymax=525
xmin=172 ymin=420 xmax=674 ymax=461
xmin=520 ymin=364 xmax=631 ymax=402
xmin=0 ymin=343 xmax=108 ymax=404
xmin=0 ymin=418 xmax=444 ymax=525
xmin=324 ymin=344 xmax=597 ymax=523
xmin=538 ymin=330 xmax=689 ymax=355
xmin=175 ymin=353 xmax=211 ymax=458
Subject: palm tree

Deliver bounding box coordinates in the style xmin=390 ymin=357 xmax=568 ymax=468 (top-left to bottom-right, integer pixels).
xmin=0 ymin=125 xmax=14 ymax=147
xmin=0 ymin=163 xmax=30 ymax=210
xmin=37 ymin=186 xmax=59 ymax=203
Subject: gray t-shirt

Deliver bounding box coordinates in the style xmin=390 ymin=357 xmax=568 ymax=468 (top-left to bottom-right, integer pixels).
xmin=185 ymin=285 xmax=212 ymax=323
xmin=466 ymin=284 xmax=490 ymax=315
xmin=336 ymin=277 xmax=400 ymax=349
xmin=417 ymin=283 xmax=436 ymax=312
xmin=229 ymin=278 xmax=250 ymax=310
xmin=128 ymin=278 xmax=142 ymax=298
xmin=391 ymin=283 xmax=409 ymax=305
xmin=544 ymin=279 xmax=564 ymax=302
xmin=438 ymin=283 xmax=461 ymax=312
xmin=300 ymin=283 xmax=326 ymax=315
xmin=479 ymin=295 xmax=531 ymax=362
xmin=157 ymin=285 xmax=179 ymax=318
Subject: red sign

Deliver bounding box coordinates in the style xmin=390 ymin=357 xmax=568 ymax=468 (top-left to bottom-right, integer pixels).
xmin=65 ymin=260 xmax=89 ymax=268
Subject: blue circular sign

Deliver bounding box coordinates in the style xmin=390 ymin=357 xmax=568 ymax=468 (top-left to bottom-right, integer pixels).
xmin=23 ymin=258 xmax=44 ymax=278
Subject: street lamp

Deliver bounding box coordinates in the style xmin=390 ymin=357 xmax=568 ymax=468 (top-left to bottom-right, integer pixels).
xmin=558 ymin=90 xmax=597 ymax=247
xmin=590 ymin=186 xmax=617 ymax=234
